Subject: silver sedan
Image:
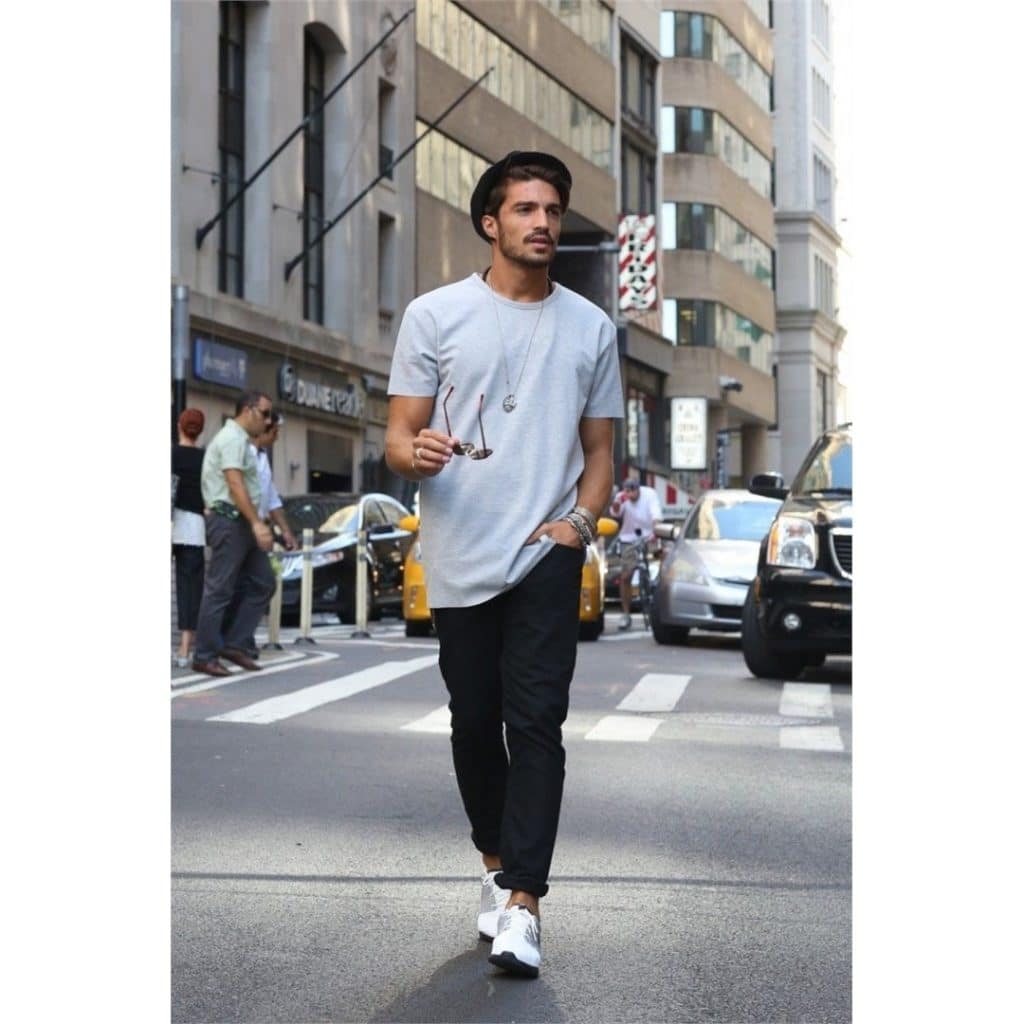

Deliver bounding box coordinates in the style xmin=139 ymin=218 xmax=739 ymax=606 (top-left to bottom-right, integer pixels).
xmin=650 ymin=489 xmax=782 ymax=644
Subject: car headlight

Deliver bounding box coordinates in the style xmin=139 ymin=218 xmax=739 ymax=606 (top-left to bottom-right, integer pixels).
xmin=310 ymin=549 xmax=345 ymax=570
xmin=665 ymin=557 xmax=708 ymax=586
xmin=767 ymin=516 xmax=817 ymax=569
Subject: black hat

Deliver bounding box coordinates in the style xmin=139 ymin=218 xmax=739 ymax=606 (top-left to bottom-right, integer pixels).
xmin=469 ymin=151 xmax=573 ymax=243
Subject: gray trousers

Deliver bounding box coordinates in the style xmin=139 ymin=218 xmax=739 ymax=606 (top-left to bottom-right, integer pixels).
xmin=194 ymin=513 xmax=276 ymax=662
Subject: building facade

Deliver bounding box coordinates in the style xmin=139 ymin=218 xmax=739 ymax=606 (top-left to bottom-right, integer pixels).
xmin=171 ymin=1 xmax=845 ymax=514
xmin=768 ymin=0 xmax=846 ymax=482
xmin=657 ymin=0 xmax=777 ymax=494
xmin=171 ymin=1 xmax=416 ymax=500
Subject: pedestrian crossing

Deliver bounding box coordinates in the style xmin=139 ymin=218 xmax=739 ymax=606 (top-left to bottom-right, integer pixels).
xmin=175 ymin=651 xmax=849 ymax=754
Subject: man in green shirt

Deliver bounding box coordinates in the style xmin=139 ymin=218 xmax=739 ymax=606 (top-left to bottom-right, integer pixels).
xmin=192 ymin=390 xmax=278 ymax=677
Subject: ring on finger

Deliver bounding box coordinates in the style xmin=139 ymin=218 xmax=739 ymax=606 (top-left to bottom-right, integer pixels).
xmin=414 ymin=446 xmax=422 ymax=462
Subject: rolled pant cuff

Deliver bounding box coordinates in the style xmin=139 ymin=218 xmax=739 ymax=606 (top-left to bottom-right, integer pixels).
xmin=494 ymin=871 xmax=548 ymax=899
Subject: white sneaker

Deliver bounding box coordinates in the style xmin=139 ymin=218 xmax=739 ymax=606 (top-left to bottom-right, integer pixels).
xmin=488 ymin=904 xmax=541 ymax=978
xmin=478 ymin=870 xmax=505 ymax=940
xmin=174 ymin=655 xmax=190 ymax=669
xmin=618 ymin=613 xmax=632 ymax=631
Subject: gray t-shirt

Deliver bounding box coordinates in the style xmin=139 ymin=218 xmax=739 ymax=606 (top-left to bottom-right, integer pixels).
xmin=388 ymin=272 xmax=623 ymax=608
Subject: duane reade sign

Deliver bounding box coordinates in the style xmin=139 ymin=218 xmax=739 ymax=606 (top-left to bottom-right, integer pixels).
xmin=278 ymin=361 xmax=365 ymax=419
xmin=670 ymin=397 xmax=708 ymax=470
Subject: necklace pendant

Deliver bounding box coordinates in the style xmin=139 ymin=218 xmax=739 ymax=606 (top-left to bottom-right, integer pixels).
xmin=502 ymin=394 xmax=517 ymax=413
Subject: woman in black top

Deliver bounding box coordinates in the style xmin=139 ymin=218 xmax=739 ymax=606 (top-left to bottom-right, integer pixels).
xmin=172 ymin=408 xmax=207 ymax=668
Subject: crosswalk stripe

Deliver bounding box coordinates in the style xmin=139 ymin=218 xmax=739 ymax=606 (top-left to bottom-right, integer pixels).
xmin=401 ymin=704 xmax=451 ymax=734
xmin=616 ymin=673 xmax=692 ymax=712
xmin=206 ymin=654 xmax=439 ymax=725
xmin=584 ymin=715 xmax=664 ymax=743
xmin=171 ymin=651 xmax=337 ymax=698
xmin=780 ymin=725 xmax=844 ymax=751
xmin=780 ymin=682 xmax=834 ymax=718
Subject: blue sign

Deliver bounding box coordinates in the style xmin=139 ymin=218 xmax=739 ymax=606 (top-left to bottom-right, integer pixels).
xmin=192 ymin=336 xmax=247 ymax=389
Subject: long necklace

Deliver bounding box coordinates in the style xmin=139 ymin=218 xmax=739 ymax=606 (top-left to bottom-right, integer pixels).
xmin=484 ymin=269 xmax=550 ymax=413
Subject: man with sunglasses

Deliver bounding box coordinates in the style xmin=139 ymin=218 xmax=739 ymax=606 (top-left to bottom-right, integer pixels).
xmin=191 ymin=390 xmax=278 ymax=678
xmin=385 ymin=152 xmax=623 ymax=977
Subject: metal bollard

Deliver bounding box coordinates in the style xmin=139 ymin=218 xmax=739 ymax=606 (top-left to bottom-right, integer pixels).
xmin=352 ymin=525 xmax=371 ymax=639
xmin=263 ymin=545 xmax=284 ymax=650
xmin=295 ymin=527 xmax=317 ymax=645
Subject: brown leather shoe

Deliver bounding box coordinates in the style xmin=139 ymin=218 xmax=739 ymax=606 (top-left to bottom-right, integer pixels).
xmin=192 ymin=658 xmax=231 ymax=677
xmin=221 ymin=648 xmax=263 ymax=671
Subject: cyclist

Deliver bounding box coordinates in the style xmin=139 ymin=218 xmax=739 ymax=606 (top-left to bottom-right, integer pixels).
xmin=609 ymin=478 xmax=663 ymax=630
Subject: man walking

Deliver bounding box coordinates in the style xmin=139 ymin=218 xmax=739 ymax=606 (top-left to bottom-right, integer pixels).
xmin=191 ymin=390 xmax=277 ymax=677
xmin=609 ymin=478 xmax=663 ymax=630
xmin=385 ymin=151 xmax=622 ymax=977
xmin=221 ymin=411 xmax=298 ymax=658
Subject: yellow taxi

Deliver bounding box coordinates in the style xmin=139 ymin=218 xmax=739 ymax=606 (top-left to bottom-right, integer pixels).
xmin=398 ymin=514 xmax=620 ymax=641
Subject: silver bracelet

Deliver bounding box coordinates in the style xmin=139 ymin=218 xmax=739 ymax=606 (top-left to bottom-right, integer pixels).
xmin=563 ymin=516 xmax=588 ymax=546
xmin=562 ymin=512 xmax=593 ymax=546
xmin=570 ymin=505 xmax=597 ymax=531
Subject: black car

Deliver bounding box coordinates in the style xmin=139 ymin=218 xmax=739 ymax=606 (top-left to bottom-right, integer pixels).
xmin=277 ymin=492 xmax=414 ymax=624
xmin=741 ymin=423 xmax=852 ymax=679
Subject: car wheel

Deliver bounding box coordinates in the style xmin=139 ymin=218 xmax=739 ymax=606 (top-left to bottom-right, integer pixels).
xmin=741 ymin=587 xmax=805 ymax=679
xmin=405 ymin=618 xmax=432 ymax=637
xmin=578 ymin=617 xmax=602 ymax=642
xmin=650 ymin=600 xmax=690 ymax=645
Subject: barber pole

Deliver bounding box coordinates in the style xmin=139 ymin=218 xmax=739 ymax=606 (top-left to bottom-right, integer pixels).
xmin=618 ymin=214 xmax=657 ymax=311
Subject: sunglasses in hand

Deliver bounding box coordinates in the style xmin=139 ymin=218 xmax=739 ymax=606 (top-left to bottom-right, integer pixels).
xmin=443 ymin=386 xmax=492 ymax=461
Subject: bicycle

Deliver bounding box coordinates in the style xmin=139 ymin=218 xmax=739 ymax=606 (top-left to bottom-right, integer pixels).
xmin=632 ymin=528 xmax=656 ymax=630
xmin=615 ymin=528 xmax=656 ymax=631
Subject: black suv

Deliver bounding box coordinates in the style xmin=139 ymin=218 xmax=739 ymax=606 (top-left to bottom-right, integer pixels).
xmin=741 ymin=423 xmax=852 ymax=679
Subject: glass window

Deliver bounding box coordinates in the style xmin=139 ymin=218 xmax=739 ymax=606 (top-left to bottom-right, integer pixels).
xmin=303 ymin=29 xmax=326 ymax=324
xmin=685 ymin=495 xmax=781 ymax=541
xmin=813 ymin=0 xmax=831 ymax=52
xmin=418 ymin=0 xmax=613 ymax=171
xmin=622 ymin=34 xmax=657 ymax=131
xmin=662 ymin=202 xmax=773 ymax=287
xmin=666 ymin=298 xmax=772 ymax=370
xmin=218 ymin=1 xmax=245 ymax=298
xmin=415 ymin=120 xmax=489 ymax=214
xmin=813 ymin=69 xmax=831 ymax=131
xmin=537 ymin=0 xmax=612 ymax=57
xmin=814 ymin=153 xmax=833 ymax=223
xmin=660 ymin=11 xmax=769 ymax=111
xmin=621 ymin=141 xmax=655 ymax=214
xmin=794 ymin=433 xmax=852 ymax=496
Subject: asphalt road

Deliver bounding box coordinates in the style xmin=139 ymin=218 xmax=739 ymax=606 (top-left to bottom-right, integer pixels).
xmin=172 ymin=618 xmax=851 ymax=1023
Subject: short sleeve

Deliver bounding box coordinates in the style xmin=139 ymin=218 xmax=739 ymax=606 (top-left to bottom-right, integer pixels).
xmin=648 ymin=489 xmax=663 ymax=521
xmin=583 ymin=317 xmax=624 ymax=418
xmin=388 ymin=301 xmax=440 ymax=397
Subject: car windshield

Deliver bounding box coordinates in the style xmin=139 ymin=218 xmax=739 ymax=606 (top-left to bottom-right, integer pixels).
xmin=318 ymin=505 xmax=359 ymax=533
xmin=685 ymin=497 xmax=781 ymax=541
xmin=792 ymin=435 xmax=853 ymax=496
xmin=282 ymin=497 xmax=356 ymax=534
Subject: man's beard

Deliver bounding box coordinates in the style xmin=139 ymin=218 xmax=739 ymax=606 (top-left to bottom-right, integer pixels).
xmin=497 ymin=224 xmax=556 ymax=268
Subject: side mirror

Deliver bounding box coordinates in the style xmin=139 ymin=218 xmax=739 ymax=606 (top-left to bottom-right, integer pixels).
xmin=596 ymin=516 xmax=619 ymax=537
xmin=398 ymin=514 xmax=420 ymax=532
xmin=749 ymin=472 xmax=788 ymax=500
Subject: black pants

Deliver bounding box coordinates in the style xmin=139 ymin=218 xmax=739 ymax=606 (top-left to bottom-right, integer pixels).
xmin=172 ymin=544 xmax=206 ymax=631
xmin=432 ymin=542 xmax=584 ymax=900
